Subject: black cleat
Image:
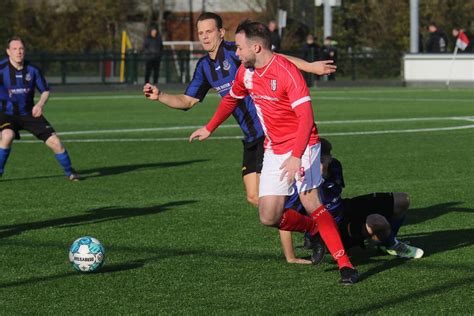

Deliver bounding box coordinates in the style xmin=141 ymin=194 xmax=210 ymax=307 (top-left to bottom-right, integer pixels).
xmin=309 ymin=235 xmax=326 ymax=265
xmin=68 ymin=169 xmax=82 ymax=181
xmin=339 ymin=267 xmax=359 ymax=285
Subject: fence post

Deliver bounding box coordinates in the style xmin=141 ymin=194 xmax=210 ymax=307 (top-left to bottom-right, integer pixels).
xmin=165 ymin=52 xmax=170 ymax=83
xmin=60 ymin=57 xmax=67 ymax=84
xmin=101 ymin=53 xmax=106 ymax=84
xmin=349 ymin=48 xmax=356 ymax=81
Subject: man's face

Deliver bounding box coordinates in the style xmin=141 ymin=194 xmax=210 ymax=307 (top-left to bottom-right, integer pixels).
xmin=268 ymin=21 xmax=276 ymax=32
xmin=7 ymin=40 xmax=25 ymax=64
xmin=235 ymin=32 xmax=256 ymax=68
xmin=150 ymin=29 xmax=158 ymax=37
xmin=428 ymin=25 xmax=436 ymax=33
xmin=197 ymin=19 xmax=224 ymax=53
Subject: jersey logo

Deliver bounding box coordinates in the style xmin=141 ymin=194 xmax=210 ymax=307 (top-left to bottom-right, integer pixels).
xmin=25 ymin=73 xmax=31 ymax=81
xmin=270 ymin=79 xmax=277 ymax=91
xmin=223 ymin=59 xmax=231 ymax=71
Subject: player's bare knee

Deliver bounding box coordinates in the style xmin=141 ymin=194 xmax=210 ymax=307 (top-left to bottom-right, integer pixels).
xmin=258 ymin=209 xmax=280 ymax=227
xmin=259 ymin=214 xmax=279 ymax=227
xmin=366 ymin=214 xmax=390 ymax=241
xmin=393 ymin=192 xmax=410 ymax=218
xmin=45 ymin=135 xmax=65 ymax=153
xmin=0 ymin=129 xmax=15 ymax=147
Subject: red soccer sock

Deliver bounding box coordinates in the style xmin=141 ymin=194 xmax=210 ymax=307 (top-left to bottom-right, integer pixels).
xmin=278 ymin=209 xmax=317 ymax=234
xmin=311 ymin=205 xmax=353 ymax=269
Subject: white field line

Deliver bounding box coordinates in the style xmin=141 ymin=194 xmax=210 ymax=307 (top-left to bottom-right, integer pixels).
xmin=16 ymin=124 xmax=474 ymax=143
xmin=17 ymin=116 xmax=474 ymax=138
xmin=49 ymin=94 xmax=474 ymax=103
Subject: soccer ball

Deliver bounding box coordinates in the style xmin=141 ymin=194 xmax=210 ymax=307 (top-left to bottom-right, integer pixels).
xmin=68 ymin=236 xmax=105 ymax=272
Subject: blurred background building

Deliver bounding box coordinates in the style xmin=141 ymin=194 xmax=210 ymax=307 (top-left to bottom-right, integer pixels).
xmin=1 ymin=0 xmax=472 ymax=86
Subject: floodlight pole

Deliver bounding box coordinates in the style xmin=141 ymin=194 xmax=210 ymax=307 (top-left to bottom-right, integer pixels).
xmin=323 ymin=0 xmax=332 ymax=38
xmin=410 ymin=0 xmax=419 ymax=53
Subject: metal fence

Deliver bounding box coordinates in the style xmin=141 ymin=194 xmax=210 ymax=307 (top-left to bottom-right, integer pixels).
xmin=25 ymin=50 xmax=403 ymax=85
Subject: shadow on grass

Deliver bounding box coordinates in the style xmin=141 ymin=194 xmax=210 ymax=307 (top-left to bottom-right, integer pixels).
xmin=407 ymin=201 xmax=473 ymax=226
xmin=348 ymin=228 xmax=474 ymax=281
xmin=335 ymin=276 xmax=474 ymax=315
xmin=0 ymin=200 xmax=197 ymax=239
xmin=0 ymin=262 xmax=147 ymax=289
xmin=0 ymin=159 xmax=208 ymax=181
xmin=79 ymin=160 xmax=208 ymax=179
xmin=0 ymin=247 xmax=282 ymax=289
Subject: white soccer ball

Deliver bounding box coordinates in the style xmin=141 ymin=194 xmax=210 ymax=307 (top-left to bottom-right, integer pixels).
xmin=68 ymin=236 xmax=105 ymax=272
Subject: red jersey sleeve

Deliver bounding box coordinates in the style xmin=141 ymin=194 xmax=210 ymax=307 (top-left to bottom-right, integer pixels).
xmin=229 ymin=65 xmax=248 ymax=99
xmin=291 ymin=102 xmax=315 ymax=158
xmin=281 ymin=59 xmax=315 ymax=158
xmin=206 ymin=94 xmax=239 ymax=132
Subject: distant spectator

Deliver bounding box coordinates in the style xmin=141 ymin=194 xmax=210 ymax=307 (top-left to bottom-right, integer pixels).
xmin=452 ymin=27 xmax=472 ymax=53
xmin=426 ymin=23 xmax=448 ymax=53
xmin=303 ymin=34 xmax=321 ymax=61
xmin=303 ymin=34 xmax=321 ymax=86
xmin=143 ymin=26 xmax=164 ymax=84
xmin=268 ymin=20 xmax=281 ymax=52
xmin=321 ymin=36 xmax=337 ymax=81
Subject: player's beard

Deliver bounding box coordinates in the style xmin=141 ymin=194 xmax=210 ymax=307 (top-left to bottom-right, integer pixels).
xmin=242 ymin=55 xmax=256 ymax=68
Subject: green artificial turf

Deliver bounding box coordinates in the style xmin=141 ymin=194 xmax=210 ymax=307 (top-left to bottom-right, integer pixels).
xmin=0 ymin=87 xmax=473 ymax=314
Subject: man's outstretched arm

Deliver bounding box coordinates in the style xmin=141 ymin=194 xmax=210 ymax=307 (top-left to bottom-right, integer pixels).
xmin=189 ymin=94 xmax=240 ymax=142
xmin=279 ymin=54 xmax=336 ymax=75
xmin=143 ymin=83 xmax=199 ymax=110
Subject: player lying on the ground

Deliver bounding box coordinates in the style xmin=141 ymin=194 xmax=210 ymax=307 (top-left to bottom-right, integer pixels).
xmin=280 ymin=138 xmax=424 ymax=264
xmin=0 ymin=37 xmax=80 ymax=180
xmin=144 ymin=12 xmax=336 ymax=209
xmin=189 ymin=20 xmax=359 ymax=284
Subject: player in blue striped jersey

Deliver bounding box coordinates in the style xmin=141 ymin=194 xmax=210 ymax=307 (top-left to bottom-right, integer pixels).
xmin=281 ymin=138 xmax=424 ymax=264
xmin=144 ymin=12 xmax=336 ymax=210
xmin=0 ymin=37 xmax=80 ymax=180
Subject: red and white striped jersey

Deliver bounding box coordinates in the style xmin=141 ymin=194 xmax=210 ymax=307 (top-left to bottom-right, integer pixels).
xmin=229 ymin=54 xmax=319 ymax=155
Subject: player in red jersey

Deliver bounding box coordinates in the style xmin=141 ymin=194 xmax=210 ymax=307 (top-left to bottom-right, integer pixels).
xmin=190 ymin=20 xmax=359 ymax=284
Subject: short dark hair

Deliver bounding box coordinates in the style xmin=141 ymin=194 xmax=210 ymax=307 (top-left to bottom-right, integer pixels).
xmin=196 ymin=12 xmax=223 ymax=29
xmin=320 ymin=138 xmax=332 ymax=156
xmin=235 ymin=20 xmax=271 ymax=50
xmin=7 ymin=36 xmax=25 ymax=49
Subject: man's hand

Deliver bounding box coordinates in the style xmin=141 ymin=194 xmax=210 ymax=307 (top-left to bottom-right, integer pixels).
xmin=280 ymin=156 xmax=302 ymax=184
xmin=32 ymin=105 xmax=43 ymax=118
xmin=189 ymin=127 xmax=211 ymax=142
xmin=308 ymin=60 xmax=336 ymax=75
xmin=286 ymin=258 xmax=312 ymax=265
xmin=143 ymin=83 xmax=160 ymax=100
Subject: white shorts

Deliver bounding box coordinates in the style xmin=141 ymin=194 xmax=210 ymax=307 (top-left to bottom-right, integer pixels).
xmin=259 ymin=143 xmax=322 ymax=197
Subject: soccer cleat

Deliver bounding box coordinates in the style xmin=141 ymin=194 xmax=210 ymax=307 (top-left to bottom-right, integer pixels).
xmin=68 ymin=170 xmax=82 ymax=181
xmin=385 ymin=241 xmax=424 ymax=259
xmin=309 ymin=235 xmax=326 ymax=265
xmin=339 ymin=267 xmax=359 ymax=285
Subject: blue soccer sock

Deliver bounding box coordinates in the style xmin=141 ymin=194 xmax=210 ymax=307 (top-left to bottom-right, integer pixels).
xmin=389 ymin=215 xmax=406 ymax=240
xmin=55 ymin=150 xmax=74 ymax=176
xmin=381 ymin=215 xmax=406 ymax=248
xmin=0 ymin=148 xmax=11 ymax=174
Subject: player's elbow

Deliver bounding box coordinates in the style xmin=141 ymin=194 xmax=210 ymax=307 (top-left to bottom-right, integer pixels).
xmin=181 ymin=97 xmax=199 ymax=111
xmin=246 ymin=194 xmax=259 ymax=208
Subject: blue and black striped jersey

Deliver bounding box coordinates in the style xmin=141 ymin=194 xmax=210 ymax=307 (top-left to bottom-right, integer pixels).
xmin=184 ymin=41 xmax=264 ymax=143
xmin=319 ymin=158 xmax=345 ymax=222
xmin=0 ymin=60 xmax=49 ymax=116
